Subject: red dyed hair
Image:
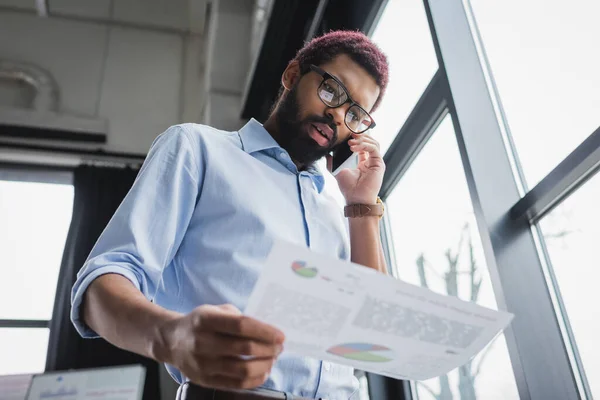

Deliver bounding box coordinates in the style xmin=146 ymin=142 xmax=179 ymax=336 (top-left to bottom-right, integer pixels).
xmin=290 ymin=30 xmax=389 ymax=111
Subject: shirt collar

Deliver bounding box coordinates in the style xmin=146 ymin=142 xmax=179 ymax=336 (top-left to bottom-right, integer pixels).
xmin=306 ymin=164 xmax=325 ymax=193
xmin=237 ymin=118 xmax=326 ymax=193
xmin=238 ymin=118 xmax=281 ymax=154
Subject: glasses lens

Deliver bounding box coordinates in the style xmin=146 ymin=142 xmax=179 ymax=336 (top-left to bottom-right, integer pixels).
xmin=346 ymin=105 xmax=373 ymax=133
xmin=318 ymin=78 xmax=347 ymax=107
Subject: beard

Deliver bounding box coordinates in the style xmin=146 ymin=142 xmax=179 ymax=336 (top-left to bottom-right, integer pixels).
xmin=275 ymin=84 xmax=341 ymax=166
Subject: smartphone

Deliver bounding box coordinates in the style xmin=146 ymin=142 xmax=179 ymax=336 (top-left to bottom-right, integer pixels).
xmin=330 ymin=140 xmax=358 ymax=175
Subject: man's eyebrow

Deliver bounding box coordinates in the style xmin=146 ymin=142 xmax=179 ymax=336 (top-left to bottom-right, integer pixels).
xmin=330 ymin=70 xmax=370 ymax=111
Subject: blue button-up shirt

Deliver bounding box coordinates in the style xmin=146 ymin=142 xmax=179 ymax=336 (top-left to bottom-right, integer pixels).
xmin=71 ymin=119 xmax=359 ymax=399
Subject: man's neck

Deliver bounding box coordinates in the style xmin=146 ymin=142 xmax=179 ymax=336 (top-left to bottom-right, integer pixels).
xmin=262 ymin=114 xmax=306 ymax=170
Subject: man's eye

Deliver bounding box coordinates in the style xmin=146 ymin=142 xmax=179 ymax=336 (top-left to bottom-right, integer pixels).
xmin=323 ymin=83 xmax=336 ymax=93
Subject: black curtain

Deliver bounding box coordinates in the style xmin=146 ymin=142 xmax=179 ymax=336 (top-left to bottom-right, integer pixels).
xmin=45 ymin=165 xmax=161 ymax=400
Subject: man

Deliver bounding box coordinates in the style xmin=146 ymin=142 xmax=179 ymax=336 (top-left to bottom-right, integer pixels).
xmin=71 ymin=30 xmax=389 ymax=400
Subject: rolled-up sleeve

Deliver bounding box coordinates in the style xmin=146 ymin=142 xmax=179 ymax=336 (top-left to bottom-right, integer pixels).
xmin=70 ymin=125 xmax=202 ymax=338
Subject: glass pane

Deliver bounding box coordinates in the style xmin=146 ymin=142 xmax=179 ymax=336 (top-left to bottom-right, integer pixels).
xmin=0 ymin=180 xmax=74 ymax=320
xmin=386 ymin=116 xmax=519 ymax=399
xmin=370 ymin=0 xmax=438 ymax=154
xmin=0 ymin=328 xmax=49 ymax=375
xmin=539 ymin=172 xmax=600 ymax=396
xmin=469 ymin=0 xmax=600 ymax=187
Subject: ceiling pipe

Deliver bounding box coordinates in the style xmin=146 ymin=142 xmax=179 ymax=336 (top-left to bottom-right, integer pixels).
xmin=0 ymin=60 xmax=59 ymax=112
xmin=35 ymin=0 xmax=49 ymax=17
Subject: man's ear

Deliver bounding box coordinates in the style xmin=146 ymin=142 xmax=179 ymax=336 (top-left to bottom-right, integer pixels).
xmin=281 ymin=61 xmax=301 ymax=91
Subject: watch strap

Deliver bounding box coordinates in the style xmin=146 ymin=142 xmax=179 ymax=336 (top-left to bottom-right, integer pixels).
xmin=344 ymin=198 xmax=384 ymax=218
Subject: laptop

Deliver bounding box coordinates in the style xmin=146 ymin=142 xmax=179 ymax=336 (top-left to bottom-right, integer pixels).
xmin=0 ymin=365 xmax=145 ymax=400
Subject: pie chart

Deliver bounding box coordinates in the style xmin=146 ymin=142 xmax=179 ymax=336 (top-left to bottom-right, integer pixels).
xmin=291 ymin=261 xmax=318 ymax=278
xmin=327 ymin=343 xmax=393 ymax=362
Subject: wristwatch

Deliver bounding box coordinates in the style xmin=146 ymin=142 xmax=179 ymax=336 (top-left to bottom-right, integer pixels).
xmin=344 ymin=197 xmax=385 ymax=218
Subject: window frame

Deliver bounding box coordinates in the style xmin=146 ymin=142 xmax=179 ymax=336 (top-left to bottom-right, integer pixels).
xmin=373 ymin=0 xmax=600 ymax=398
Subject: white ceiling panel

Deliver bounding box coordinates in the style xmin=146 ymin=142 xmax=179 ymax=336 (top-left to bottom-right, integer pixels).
xmin=0 ymin=0 xmax=36 ymax=12
xmin=112 ymin=0 xmax=189 ymax=31
xmin=49 ymin=0 xmax=112 ymax=19
xmin=98 ymin=27 xmax=183 ymax=153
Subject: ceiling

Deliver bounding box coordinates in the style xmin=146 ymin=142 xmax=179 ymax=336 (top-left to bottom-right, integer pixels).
xmin=0 ymin=0 xmax=209 ymax=33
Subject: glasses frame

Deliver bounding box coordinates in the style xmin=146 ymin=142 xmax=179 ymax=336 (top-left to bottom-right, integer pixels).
xmin=309 ymin=64 xmax=376 ymax=133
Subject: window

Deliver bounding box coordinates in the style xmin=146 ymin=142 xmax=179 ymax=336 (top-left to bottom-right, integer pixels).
xmin=385 ymin=116 xmax=519 ymax=399
xmin=375 ymin=0 xmax=599 ymax=397
xmin=469 ymin=0 xmax=600 ymax=187
xmin=370 ymin=0 xmax=438 ymax=154
xmin=0 ymin=328 xmax=50 ymax=376
xmin=539 ymin=172 xmax=600 ymax=396
xmin=0 ymin=176 xmax=73 ymax=375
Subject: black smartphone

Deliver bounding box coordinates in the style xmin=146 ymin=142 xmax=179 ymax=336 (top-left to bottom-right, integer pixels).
xmin=330 ymin=139 xmax=357 ymax=174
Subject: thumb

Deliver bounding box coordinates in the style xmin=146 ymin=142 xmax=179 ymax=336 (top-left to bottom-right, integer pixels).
xmin=217 ymin=304 xmax=243 ymax=315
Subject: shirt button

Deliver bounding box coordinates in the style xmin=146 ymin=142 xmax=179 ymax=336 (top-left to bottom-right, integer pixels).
xmin=279 ymin=151 xmax=287 ymax=159
xmin=323 ymin=362 xmax=331 ymax=371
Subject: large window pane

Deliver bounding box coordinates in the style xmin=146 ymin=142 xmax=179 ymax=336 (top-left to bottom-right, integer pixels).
xmin=0 ymin=328 xmax=49 ymax=375
xmin=539 ymin=172 xmax=600 ymax=396
xmin=469 ymin=0 xmax=600 ymax=187
xmin=0 ymin=180 xmax=73 ymax=320
xmin=386 ymin=116 xmax=519 ymax=399
xmin=370 ymin=0 xmax=438 ymax=154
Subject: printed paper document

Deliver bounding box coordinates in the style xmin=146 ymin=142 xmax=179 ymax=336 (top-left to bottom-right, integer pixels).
xmin=244 ymin=240 xmax=513 ymax=380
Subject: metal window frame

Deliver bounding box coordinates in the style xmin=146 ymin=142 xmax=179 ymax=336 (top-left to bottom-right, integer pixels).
xmin=510 ymin=125 xmax=600 ymax=223
xmin=407 ymin=0 xmax=589 ymax=398
xmin=0 ymin=162 xmax=73 ymax=185
xmin=380 ymin=70 xmax=448 ymax=199
xmin=377 ymin=0 xmax=599 ymax=398
xmin=0 ymin=164 xmax=73 ymax=334
xmin=0 ymin=320 xmax=49 ymax=329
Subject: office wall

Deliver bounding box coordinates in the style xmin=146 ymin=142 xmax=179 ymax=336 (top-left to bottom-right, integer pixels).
xmin=0 ymin=0 xmax=257 ymax=158
xmin=0 ymin=11 xmax=187 ymax=154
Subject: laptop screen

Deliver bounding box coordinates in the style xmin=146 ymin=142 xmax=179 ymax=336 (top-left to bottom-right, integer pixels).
xmin=25 ymin=365 xmax=145 ymax=400
xmin=0 ymin=374 xmax=34 ymax=400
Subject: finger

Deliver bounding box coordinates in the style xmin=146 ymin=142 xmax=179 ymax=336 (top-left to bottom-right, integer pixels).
xmin=349 ymin=142 xmax=380 ymax=157
xmin=205 ymin=333 xmax=284 ymax=358
xmin=202 ymin=312 xmax=285 ymax=344
xmin=357 ymin=150 xmax=369 ymax=164
xmin=353 ymin=138 xmax=381 ymax=153
xmin=211 ymin=356 xmax=275 ymax=380
xmin=349 ymin=133 xmax=380 ymax=148
xmin=217 ymin=304 xmax=243 ymax=315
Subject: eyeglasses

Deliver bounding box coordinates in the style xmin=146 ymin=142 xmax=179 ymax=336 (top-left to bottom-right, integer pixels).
xmin=310 ymin=64 xmax=376 ymax=134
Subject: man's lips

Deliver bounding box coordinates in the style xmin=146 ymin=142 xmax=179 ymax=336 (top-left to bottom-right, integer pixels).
xmin=309 ymin=124 xmax=330 ymax=147
xmin=312 ymin=122 xmax=334 ymax=141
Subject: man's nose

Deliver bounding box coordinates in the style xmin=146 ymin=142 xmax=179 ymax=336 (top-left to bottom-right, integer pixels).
xmin=326 ymin=106 xmax=347 ymax=128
